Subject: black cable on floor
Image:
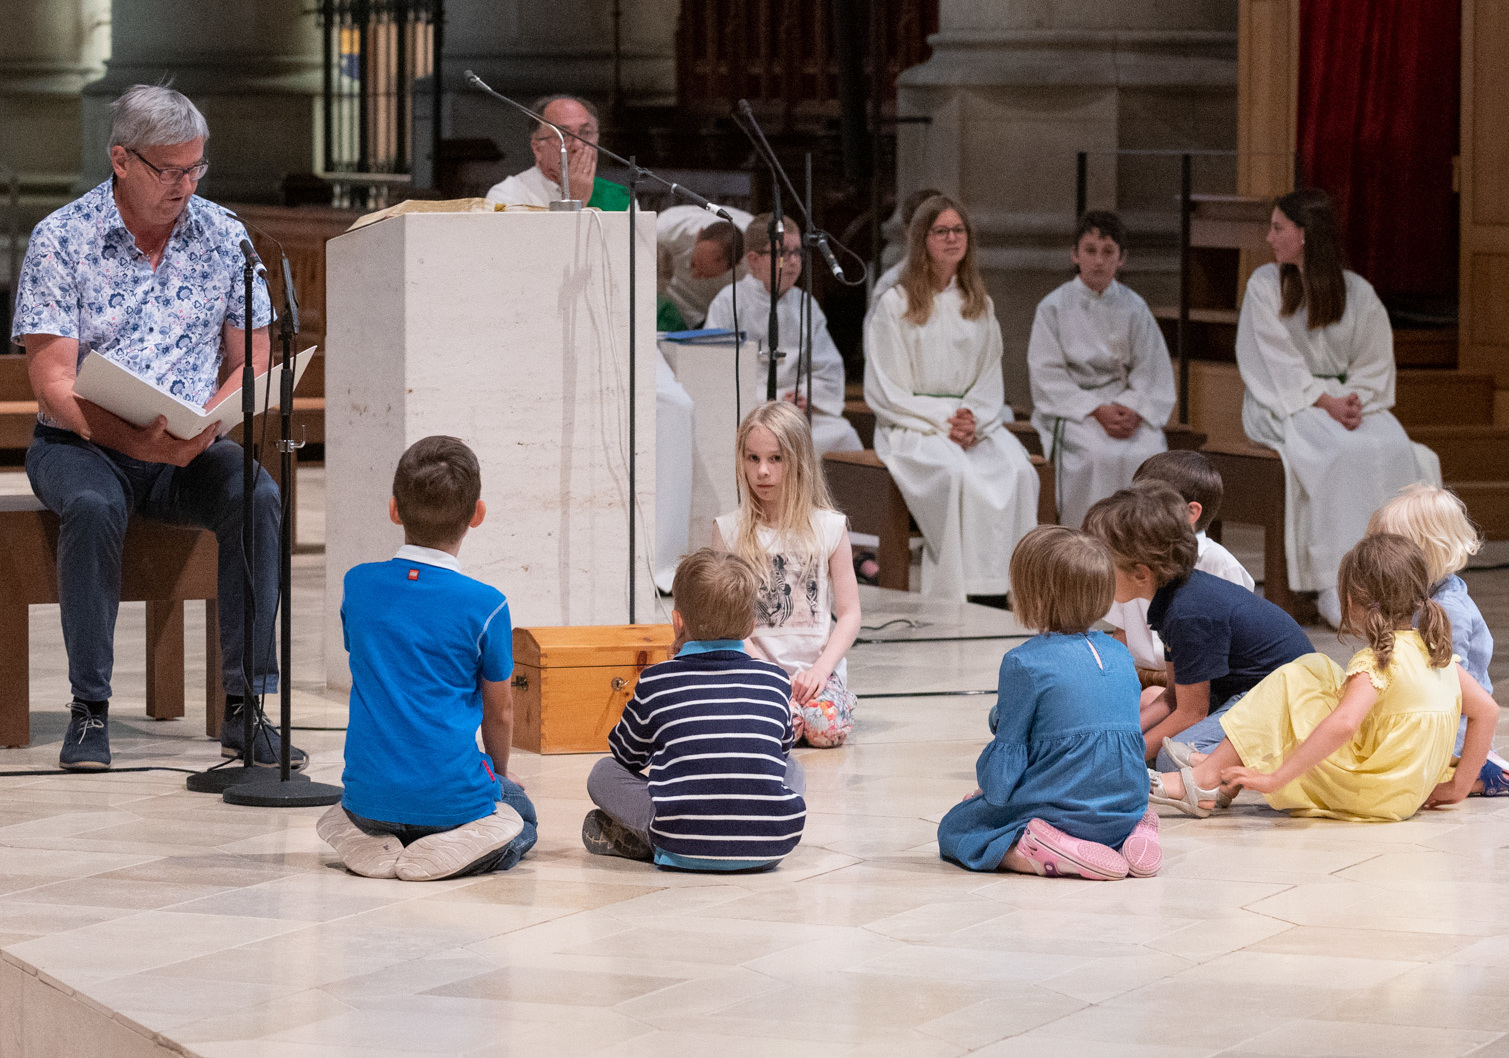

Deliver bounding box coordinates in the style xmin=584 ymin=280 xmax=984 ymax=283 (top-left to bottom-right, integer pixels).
xmin=0 ymin=765 xmax=206 ymax=777
xmin=855 ymin=689 xmax=994 ymax=699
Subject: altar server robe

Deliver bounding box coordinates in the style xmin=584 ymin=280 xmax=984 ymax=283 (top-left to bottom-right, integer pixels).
xmin=1027 ymin=277 xmax=1176 ymax=529
xmin=657 ymin=204 xmax=753 ymax=328
xmin=705 ymin=274 xmax=862 ymax=455
xmin=1236 ymin=263 xmax=1441 ymax=592
xmin=864 ymin=282 xmax=1039 ymax=599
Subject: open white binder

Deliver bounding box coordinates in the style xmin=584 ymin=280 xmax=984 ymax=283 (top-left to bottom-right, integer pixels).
xmin=73 ymin=346 xmax=317 ymax=440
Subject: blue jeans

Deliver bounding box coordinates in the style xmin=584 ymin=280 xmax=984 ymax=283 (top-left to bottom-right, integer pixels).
xmin=1155 ymin=690 xmax=1248 ymax=773
xmin=26 ymin=424 xmax=280 ymax=702
xmin=345 ymin=776 xmax=538 ymax=875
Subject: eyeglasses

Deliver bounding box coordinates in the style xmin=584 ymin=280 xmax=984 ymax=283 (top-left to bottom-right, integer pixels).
xmin=928 ymin=225 xmax=967 ymax=239
xmin=754 ymin=248 xmax=803 ymax=261
xmin=129 ymin=148 xmax=209 ymax=184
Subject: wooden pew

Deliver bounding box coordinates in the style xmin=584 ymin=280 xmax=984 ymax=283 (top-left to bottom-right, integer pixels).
xmin=0 ymin=494 xmax=223 ymax=747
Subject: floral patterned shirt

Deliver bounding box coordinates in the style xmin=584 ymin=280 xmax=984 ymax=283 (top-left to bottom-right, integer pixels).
xmin=10 ymin=179 xmax=271 ymax=428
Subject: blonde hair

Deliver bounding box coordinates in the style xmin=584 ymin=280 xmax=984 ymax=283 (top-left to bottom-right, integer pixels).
xmin=1010 ymin=526 xmax=1116 ymax=634
xmin=731 ymin=401 xmax=835 ymax=578
xmin=672 ymin=548 xmax=759 ymax=640
xmin=898 ymin=195 xmax=989 ymax=325
xmin=1366 ymin=483 xmax=1481 ymax=586
xmin=1338 ymin=533 xmax=1453 ymax=672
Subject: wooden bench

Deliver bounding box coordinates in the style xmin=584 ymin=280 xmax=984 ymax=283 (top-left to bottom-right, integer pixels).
xmin=0 ymin=494 xmax=224 ymax=747
xmin=1201 ymin=442 xmax=1317 ymax=624
xmin=822 ymin=449 xmax=1056 ymax=592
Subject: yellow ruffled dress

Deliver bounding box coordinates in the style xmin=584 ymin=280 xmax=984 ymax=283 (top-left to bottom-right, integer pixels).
xmin=1219 ymin=632 xmax=1460 ymax=821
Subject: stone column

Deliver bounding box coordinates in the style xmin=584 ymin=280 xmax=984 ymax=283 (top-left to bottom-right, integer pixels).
xmin=0 ymin=0 xmax=108 ymax=284
xmin=896 ymin=2 xmax=1237 ymax=404
xmin=442 ymin=0 xmax=677 ymax=172
xmin=78 ymin=0 xmax=322 ymax=204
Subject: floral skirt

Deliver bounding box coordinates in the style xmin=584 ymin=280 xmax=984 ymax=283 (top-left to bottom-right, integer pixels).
xmin=793 ymin=671 xmax=856 ymax=749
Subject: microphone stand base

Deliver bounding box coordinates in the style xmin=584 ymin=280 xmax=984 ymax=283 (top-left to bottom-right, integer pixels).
xmin=549 ymin=200 xmax=584 ymax=212
xmin=224 ymin=774 xmax=344 ymax=808
xmin=186 ymin=764 xmax=270 ymax=794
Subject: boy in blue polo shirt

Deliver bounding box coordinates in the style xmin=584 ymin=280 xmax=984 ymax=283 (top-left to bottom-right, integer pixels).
xmin=317 ymin=436 xmax=537 ymax=881
xmin=1084 ymin=481 xmax=1313 ymax=771
xmin=583 ymin=548 xmax=807 ymax=871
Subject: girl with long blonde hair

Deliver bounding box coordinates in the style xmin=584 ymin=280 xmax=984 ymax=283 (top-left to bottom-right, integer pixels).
xmin=712 ymin=401 xmax=862 ymax=748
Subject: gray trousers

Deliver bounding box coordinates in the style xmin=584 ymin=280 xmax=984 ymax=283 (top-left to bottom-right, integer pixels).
xmin=587 ymin=755 xmax=807 ymax=842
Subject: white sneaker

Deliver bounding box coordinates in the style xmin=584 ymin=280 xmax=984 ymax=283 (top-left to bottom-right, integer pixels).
xmin=316 ymin=804 xmax=403 ymax=879
xmin=395 ymin=804 xmax=526 ymax=881
xmin=1317 ymin=587 xmax=1343 ymax=629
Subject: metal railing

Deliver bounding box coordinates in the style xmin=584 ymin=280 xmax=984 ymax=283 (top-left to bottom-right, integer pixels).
xmin=319 ymin=0 xmax=442 ymax=208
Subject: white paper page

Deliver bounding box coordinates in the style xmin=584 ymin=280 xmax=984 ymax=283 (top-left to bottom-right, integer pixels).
xmin=73 ymin=346 xmax=317 ymax=440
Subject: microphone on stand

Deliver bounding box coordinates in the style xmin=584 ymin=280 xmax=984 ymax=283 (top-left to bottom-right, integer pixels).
xmin=237 ymin=237 xmax=267 ymax=277
xmin=464 ymin=70 xmax=582 ymax=211
xmin=813 ymin=232 xmax=846 ymax=282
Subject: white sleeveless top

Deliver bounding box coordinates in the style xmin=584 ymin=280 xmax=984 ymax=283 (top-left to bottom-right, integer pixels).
xmin=715 ymin=507 xmax=847 ymax=677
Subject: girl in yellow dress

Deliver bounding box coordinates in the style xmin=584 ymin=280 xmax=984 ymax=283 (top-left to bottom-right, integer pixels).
xmin=1150 ymin=533 xmax=1499 ymax=821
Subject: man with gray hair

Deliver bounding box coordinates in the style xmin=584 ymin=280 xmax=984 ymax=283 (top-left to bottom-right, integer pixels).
xmin=484 ymin=94 xmax=630 ymax=210
xmin=11 ymin=84 xmax=302 ymax=771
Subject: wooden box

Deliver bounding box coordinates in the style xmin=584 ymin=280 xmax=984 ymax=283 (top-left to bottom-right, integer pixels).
xmin=511 ymin=624 xmax=675 ymax=753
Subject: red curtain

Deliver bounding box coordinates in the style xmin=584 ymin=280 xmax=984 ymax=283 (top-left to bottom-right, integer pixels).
xmin=1296 ymin=0 xmax=1460 ymax=303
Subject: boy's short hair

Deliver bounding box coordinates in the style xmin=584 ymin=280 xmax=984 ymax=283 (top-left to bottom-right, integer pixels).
xmin=744 ymin=213 xmax=799 ymax=255
xmin=1366 ymin=483 xmax=1483 ymax=586
xmin=1009 ymin=526 xmax=1115 ymax=634
xmin=673 ymin=548 xmax=759 ymax=641
xmin=695 ymin=220 xmax=744 ymax=271
xmin=1133 ymin=450 xmax=1224 ymax=532
xmin=1082 ymin=481 xmax=1198 ymax=586
xmin=1074 ymin=210 xmax=1127 ymax=252
xmin=392 ymin=435 xmax=482 ymax=549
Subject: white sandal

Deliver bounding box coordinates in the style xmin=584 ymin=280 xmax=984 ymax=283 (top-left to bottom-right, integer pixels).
xmin=1148 ymin=765 xmax=1224 ymax=819
xmin=1162 ymin=740 xmax=1235 ymax=808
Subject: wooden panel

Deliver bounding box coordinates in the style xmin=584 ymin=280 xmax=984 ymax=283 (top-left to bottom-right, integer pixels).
xmin=1471 ymin=0 xmax=1509 ymax=225
xmin=1461 ymin=0 xmax=1509 ymax=386
xmin=1237 ymin=0 xmax=1300 ymax=200
xmin=1187 ymin=360 xmax=1251 ymax=451
xmin=1394 ymin=369 xmax=1495 ymax=426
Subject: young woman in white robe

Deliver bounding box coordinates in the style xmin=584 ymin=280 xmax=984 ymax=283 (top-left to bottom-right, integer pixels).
xmin=863 ymin=195 xmax=1039 ymax=601
xmin=1235 ymin=189 xmax=1441 ymax=627
xmin=1028 ymin=211 xmax=1176 ymax=529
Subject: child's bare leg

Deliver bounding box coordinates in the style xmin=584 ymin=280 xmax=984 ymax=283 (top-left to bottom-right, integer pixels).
xmin=1140 ymin=686 xmax=1172 ymax=732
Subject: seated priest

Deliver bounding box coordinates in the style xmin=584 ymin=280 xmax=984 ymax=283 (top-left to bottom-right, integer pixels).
xmin=484 ymin=95 xmax=629 ymax=210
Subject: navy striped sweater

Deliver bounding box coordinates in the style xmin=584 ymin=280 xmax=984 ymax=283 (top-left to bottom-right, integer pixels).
xmin=608 ymin=648 xmax=806 ymax=867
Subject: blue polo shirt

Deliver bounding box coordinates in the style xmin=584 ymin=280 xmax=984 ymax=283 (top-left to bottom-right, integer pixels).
xmin=340 ymin=545 xmax=513 ymax=827
xmin=1147 ymin=569 xmax=1313 ymax=703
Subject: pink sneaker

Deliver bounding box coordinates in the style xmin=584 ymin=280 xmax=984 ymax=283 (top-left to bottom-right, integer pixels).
xmin=1121 ymin=808 xmax=1162 ymax=878
xmin=1014 ymin=818 xmax=1129 ymax=881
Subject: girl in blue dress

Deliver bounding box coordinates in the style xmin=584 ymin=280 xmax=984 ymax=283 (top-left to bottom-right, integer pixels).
xmin=938 ymin=526 xmax=1157 ymax=879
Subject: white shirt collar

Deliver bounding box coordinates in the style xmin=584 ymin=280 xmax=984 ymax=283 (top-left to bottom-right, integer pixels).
xmin=1074 ymin=275 xmax=1115 ymax=300
xmin=395 ymin=544 xmax=461 ymax=572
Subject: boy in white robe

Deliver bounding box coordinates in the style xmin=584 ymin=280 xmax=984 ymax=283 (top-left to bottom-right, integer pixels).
xmin=704 ymin=214 xmax=862 ymax=456
xmin=1235 ymin=190 xmax=1440 ymax=626
xmin=1028 ymin=211 xmax=1176 ymax=530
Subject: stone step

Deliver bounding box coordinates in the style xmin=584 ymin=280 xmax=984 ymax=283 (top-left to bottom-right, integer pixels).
xmin=1395 ymin=369 xmax=1495 ymax=426
xmin=1448 ymin=481 xmax=1509 ymax=539
xmin=1407 ymin=424 xmax=1509 ymax=481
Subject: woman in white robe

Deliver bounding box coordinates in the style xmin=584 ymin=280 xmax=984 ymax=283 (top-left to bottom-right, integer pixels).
xmin=864 ymin=195 xmax=1039 ymax=601
xmin=1235 ymin=189 xmax=1440 ymax=626
xmin=1028 ymin=212 xmax=1176 ymax=529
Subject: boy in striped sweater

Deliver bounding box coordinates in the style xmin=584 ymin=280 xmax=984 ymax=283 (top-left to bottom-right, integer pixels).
xmin=584 ymin=548 xmax=808 ymax=870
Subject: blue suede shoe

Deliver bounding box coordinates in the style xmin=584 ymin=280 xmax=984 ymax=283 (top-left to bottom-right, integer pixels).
xmin=59 ymin=700 xmax=111 ymax=771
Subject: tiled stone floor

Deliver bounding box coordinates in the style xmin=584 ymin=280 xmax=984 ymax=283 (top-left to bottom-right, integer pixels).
xmin=3 ymin=468 xmax=1509 ymax=1056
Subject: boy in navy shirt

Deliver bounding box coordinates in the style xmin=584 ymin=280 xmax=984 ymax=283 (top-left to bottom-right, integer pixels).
xmin=317 ymin=436 xmax=537 ymax=880
xmin=1084 ymin=481 xmax=1313 ymax=770
xmin=583 ymin=548 xmax=807 ymax=871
